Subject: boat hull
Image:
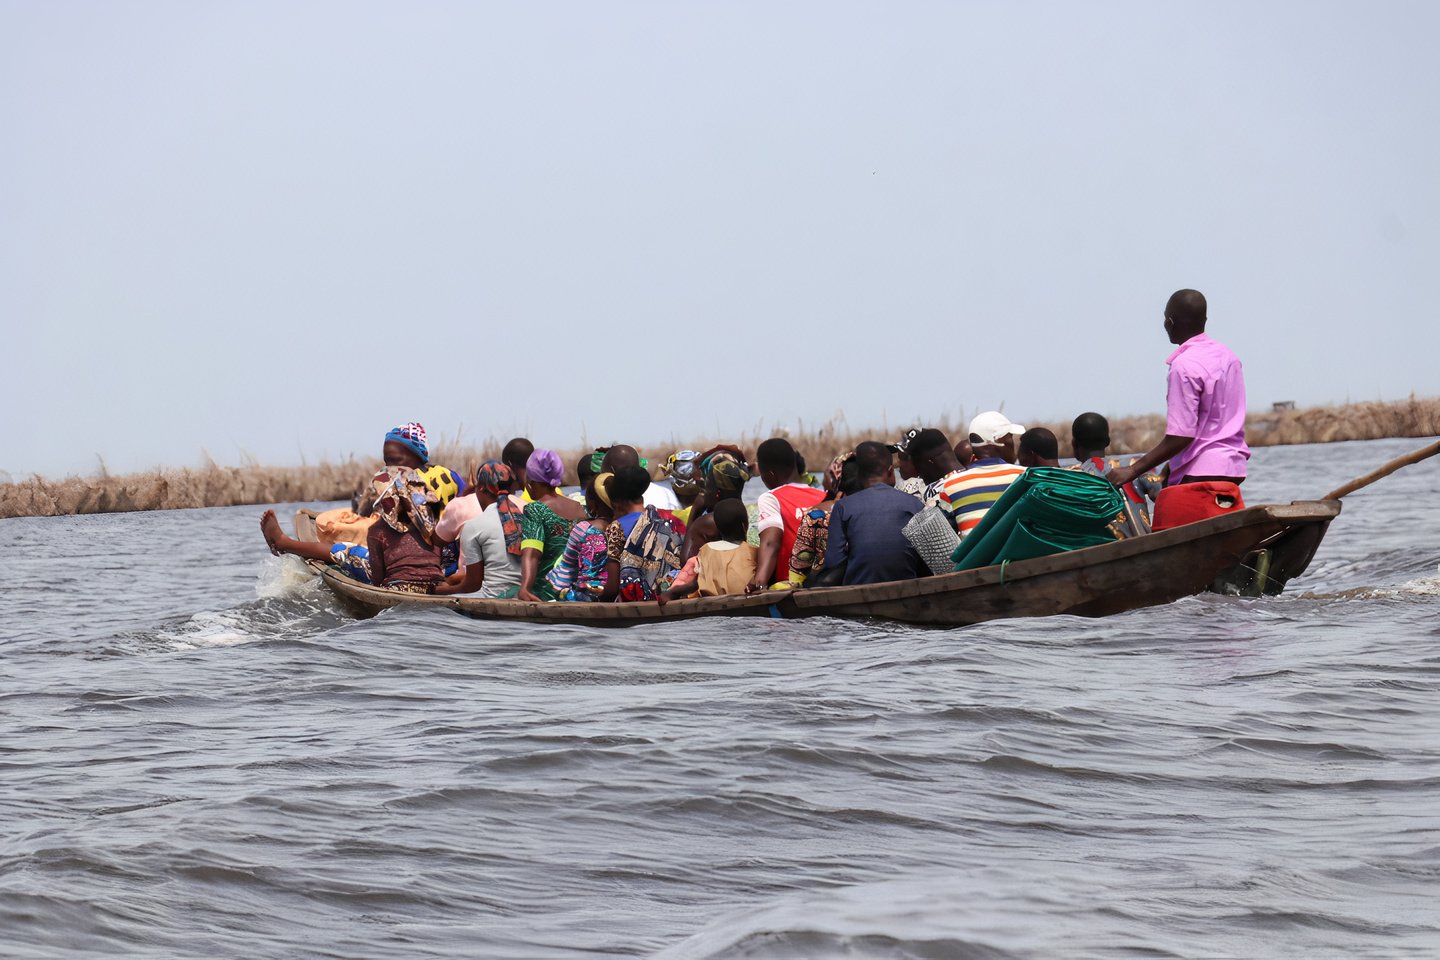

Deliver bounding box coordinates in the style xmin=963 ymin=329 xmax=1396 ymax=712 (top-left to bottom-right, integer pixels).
xmin=293 ymin=500 xmax=1339 ymax=627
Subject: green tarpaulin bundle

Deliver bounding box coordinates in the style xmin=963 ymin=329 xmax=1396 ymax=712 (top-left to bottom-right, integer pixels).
xmin=950 ymin=467 xmax=1125 ymax=571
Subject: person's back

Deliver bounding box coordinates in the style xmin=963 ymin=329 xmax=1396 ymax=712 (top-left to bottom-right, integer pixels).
xmin=1107 ymin=290 xmax=1251 ymax=493
xmin=458 ymin=500 xmax=523 ymax=598
xmin=1166 ymin=331 xmax=1248 ymax=481
xmin=751 ymin=438 xmax=825 ymax=589
xmin=824 ymin=443 xmax=925 ymax=585
xmin=364 ymin=465 xmax=445 ymax=590
xmin=938 ymin=413 xmax=1028 ymax=538
xmin=367 ymin=524 xmax=442 ymax=588
xmin=696 ymin=539 xmax=758 ymax=596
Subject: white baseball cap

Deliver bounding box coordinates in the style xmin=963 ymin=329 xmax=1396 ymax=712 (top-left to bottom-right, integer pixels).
xmin=968 ymin=411 xmax=1026 ymax=445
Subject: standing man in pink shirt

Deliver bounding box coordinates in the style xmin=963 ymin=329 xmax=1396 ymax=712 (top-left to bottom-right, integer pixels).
xmin=1110 ymin=289 xmax=1251 ymax=489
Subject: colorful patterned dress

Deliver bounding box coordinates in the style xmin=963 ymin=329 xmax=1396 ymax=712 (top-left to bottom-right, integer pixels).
xmin=520 ymin=500 xmax=577 ymax=600
xmin=788 ymin=504 xmax=834 ymax=585
xmin=545 ymin=519 xmax=610 ymax=601
xmin=605 ymin=507 xmax=684 ymax=601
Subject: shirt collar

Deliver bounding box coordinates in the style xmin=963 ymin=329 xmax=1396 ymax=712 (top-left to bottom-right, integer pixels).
xmin=970 ymin=457 xmax=1008 ymax=468
xmin=1166 ymin=331 xmax=1212 ymax=364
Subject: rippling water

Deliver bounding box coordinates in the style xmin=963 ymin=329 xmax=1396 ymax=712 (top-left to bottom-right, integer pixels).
xmin=3 ymin=438 xmax=1439 ymax=959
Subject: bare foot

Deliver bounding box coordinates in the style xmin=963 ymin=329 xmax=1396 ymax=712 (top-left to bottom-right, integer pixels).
xmin=259 ymin=510 xmax=285 ymax=556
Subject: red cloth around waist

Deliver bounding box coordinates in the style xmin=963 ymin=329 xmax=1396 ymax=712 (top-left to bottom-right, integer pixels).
xmin=1151 ymin=482 xmax=1245 ymax=531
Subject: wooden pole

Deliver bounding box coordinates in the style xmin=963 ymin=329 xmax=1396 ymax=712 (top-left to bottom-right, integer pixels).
xmin=1322 ymin=439 xmax=1440 ymax=500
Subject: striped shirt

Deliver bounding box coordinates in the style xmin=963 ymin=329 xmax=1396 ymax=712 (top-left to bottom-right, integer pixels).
xmin=934 ymin=458 xmax=1026 ymax=538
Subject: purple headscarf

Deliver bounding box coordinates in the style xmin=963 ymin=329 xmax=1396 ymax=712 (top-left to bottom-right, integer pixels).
xmin=525 ymin=448 xmax=566 ymax=488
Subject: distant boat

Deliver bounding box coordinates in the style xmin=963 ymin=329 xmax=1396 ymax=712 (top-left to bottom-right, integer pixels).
xmin=289 ymin=499 xmax=1339 ymax=627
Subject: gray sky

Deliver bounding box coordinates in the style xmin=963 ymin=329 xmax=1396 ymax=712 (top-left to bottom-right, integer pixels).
xmin=3 ymin=1 xmax=1436 ymax=478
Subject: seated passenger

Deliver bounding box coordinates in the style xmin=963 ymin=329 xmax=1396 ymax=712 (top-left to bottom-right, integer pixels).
xmin=546 ymin=478 xmax=615 ymax=602
xmin=516 ymin=449 xmax=590 ymax=601
xmin=788 ymin=453 xmax=858 ymax=586
xmin=435 ymin=461 xmax=524 ymax=598
xmin=1017 ymin=427 xmax=1061 ymax=468
xmin=748 ymin=438 xmax=826 ymax=592
xmin=363 ymin=466 xmax=447 ymax=592
xmin=940 ymin=412 xmax=1028 ymax=538
xmin=659 ymin=449 xmax=702 ymax=526
xmin=601 ymin=466 xmax=685 ymax=601
xmin=890 ymin=429 xmax=926 ymax=497
xmin=953 ymin=437 xmax=975 ymax=469
xmin=502 ymin=437 xmax=535 ymax=504
xmin=660 ymin=500 xmax=759 ymax=604
xmin=903 ymin=428 xmax=965 ymax=508
xmin=415 ymin=464 xmax=467 ymax=577
xmin=601 ymin=444 xmax=681 ymax=511
xmin=1069 ymin=411 xmax=1160 ymax=538
xmin=433 ymin=462 xmax=484 ymax=552
xmin=258 ymin=421 xmax=451 ymax=589
xmin=569 ymin=449 xmax=602 ymax=503
xmin=823 ymin=442 xmax=925 ymax=585
xmin=680 ymin=448 xmax=752 ymax=562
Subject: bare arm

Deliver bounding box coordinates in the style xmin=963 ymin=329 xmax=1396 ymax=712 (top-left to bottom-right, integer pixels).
xmin=517 ymin=547 xmax=542 ymax=602
xmin=600 ymin=559 xmax=620 ymax=601
xmin=658 ymin=577 xmax=698 ymax=606
xmin=435 ymin=561 xmax=485 ymax=595
xmin=748 ymin=527 xmax=782 ymax=593
xmin=1109 ymin=435 xmax=1192 ymax=487
xmin=367 ymin=526 xmax=387 ymax=587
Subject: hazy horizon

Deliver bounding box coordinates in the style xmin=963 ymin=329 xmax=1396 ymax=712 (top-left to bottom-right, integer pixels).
xmin=4 ymin=1 xmax=1436 ymax=480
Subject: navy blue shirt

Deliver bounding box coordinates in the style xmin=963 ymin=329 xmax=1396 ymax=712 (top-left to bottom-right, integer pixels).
xmin=826 ymin=482 xmax=925 ymax=585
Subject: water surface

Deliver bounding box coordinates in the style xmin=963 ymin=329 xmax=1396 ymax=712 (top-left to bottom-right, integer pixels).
xmin=3 ymin=437 xmax=1438 ymax=959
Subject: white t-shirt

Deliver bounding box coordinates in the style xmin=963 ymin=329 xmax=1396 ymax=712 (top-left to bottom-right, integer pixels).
xmin=643 ymin=482 xmax=680 ymax=511
xmin=457 ymin=503 xmax=523 ymax=598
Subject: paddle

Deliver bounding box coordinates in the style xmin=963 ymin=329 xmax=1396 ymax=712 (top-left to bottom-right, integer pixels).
xmin=1322 ymin=438 xmax=1440 ymax=501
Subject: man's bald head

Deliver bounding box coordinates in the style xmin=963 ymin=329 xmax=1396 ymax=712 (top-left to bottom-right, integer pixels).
xmin=1165 ymin=289 xmax=1207 ymax=344
xmin=601 ymin=444 xmax=640 ymax=472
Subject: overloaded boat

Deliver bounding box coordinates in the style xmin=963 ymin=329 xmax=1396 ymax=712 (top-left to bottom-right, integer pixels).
xmin=289 ymin=498 xmax=1341 ymax=627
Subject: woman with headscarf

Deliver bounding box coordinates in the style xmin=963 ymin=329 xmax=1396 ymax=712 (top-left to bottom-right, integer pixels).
xmin=258 ymin=422 xmax=460 ymax=590
xmin=434 ymin=461 xmax=525 ymax=598
xmin=659 ymin=450 xmax=702 ymax=527
xmin=515 ymin=448 xmax=589 ymax=601
xmin=545 ymin=471 xmax=615 ymax=602
xmin=679 ymin=447 xmax=754 ymax=563
xmin=362 ymin=465 xmax=446 ymax=592
xmin=600 ymin=465 xmax=684 ymax=602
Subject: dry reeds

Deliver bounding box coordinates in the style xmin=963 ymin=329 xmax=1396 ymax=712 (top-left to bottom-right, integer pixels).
xmin=0 ymin=460 xmax=364 ymax=519
xmin=3 ymin=396 xmax=1436 ymax=519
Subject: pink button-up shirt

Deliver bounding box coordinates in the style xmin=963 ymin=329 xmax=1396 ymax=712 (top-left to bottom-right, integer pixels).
xmin=1164 ymin=333 xmax=1251 ymax=482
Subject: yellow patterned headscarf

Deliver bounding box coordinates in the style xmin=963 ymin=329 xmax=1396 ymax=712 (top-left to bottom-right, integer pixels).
xmin=418 ymin=464 xmax=464 ymax=507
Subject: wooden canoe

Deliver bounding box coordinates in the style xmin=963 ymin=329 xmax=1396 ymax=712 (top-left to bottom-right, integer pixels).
xmin=290 ymin=499 xmax=1339 ymax=627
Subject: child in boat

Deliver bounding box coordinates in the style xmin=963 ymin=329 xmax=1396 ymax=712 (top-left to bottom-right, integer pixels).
xmin=659 ymin=499 xmax=757 ymax=604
